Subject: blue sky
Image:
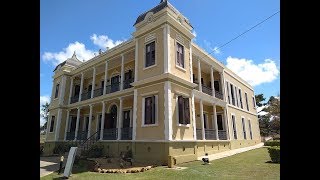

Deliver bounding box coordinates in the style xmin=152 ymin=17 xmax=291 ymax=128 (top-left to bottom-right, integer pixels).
xmin=40 ymin=0 xmax=279 ymax=125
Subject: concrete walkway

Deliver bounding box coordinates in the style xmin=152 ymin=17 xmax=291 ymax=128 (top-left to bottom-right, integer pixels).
xmin=40 ymin=153 xmax=68 ymax=177
xmin=197 ymin=143 xmax=264 ymax=161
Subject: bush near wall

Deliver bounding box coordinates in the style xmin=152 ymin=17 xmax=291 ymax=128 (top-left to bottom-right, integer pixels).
xmin=82 ymin=144 xmax=104 ymax=158
xmin=264 ymin=140 xmax=280 ymax=146
xmin=268 ymin=146 xmax=280 ymax=163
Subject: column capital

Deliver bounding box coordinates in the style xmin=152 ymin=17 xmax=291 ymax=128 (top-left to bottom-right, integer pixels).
xmin=89 ymin=104 xmax=93 ymax=108
xmin=81 ymin=72 xmax=84 ymax=76
xmin=77 ymin=107 xmax=82 ymax=110
xmin=121 ymin=53 xmax=124 ymax=58
xmin=118 ymin=97 xmax=123 ymax=101
xmin=101 ymin=101 xmax=105 ymax=105
xmin=93 ymin=66 xmax=96 ymax=71
xmin=67 ymin=109 xmax=71 ymax=112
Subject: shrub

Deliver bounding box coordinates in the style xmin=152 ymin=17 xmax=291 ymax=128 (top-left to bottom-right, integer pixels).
xmin=40 ymin=145 xmax=44 ymax=156
xmin=268 ymin=146 xmax=280 ymax=163
xmin=53 ymin=144 xmax=66 ymax=155
xmin=264 ymin=140 xmax=280 ymax=146
xmin=83 ymin=144 xmax=104 ymax=158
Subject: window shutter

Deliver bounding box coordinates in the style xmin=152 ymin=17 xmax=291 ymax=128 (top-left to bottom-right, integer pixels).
xmin=178 ymin=96 xmax=184 ymax=124
xmin=152 ymin=95 xmax=155 ymax=124
xmin=184 ymin=98 xmax=190 ymax=124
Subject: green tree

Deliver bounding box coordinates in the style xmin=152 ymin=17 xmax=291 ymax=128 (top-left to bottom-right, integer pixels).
xmin=255 ymin=94 xmax=266 ymax=107
xmin=40 ymin=102 xmax=50 ymax=132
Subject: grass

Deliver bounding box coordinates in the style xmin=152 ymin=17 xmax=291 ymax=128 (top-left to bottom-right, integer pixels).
xmin=41 ymin=147 xmax=279 ymax=180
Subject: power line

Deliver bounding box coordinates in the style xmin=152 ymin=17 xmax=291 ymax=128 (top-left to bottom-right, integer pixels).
xmin=198 ymin=10 xmax=280 ymax=60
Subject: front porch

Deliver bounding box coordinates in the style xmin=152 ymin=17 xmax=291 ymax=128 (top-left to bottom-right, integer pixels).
xmin=194 ymin=98 xmax=228 ymax=140
xmin=64 ymin=95 xmax=134 ymax=142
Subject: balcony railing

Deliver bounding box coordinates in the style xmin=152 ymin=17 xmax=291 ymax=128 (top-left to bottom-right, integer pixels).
xmin=121 ymin=127 xmax=132 ymax=140
xmin=205 ymin=129 xmax=217 ymax=140
xmin=70 ymin=95 xmax=79 ymax=104
xmin=202 ymin=85 xmax=212 ymax=96
xmin=215 ymin=91 xmax=223 ymax=100
xmin=218 ymin=130 xmax=227 ymax=140
xmin=103 ymin=128 xmax=118 ymax=140
xmin=196 ymin=128 xmax=202 ymax=140
xmin=123 ymin=78 xmax=134 ymax=89
xmin=93 ymin=88 xmax=103 ymax=98
xmin=66 ymin=131 xmax=76 ymax=140
xmin=81 ymin=91 xmax=91 ymax=101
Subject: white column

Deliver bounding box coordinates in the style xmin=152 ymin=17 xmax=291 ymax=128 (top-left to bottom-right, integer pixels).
xmin=164 ymin=81 xmax=172 ymax=140
xmin=213 ymin=104 xmax=219 ymax=140
xmin=88 ymin=104 xmax=93 ymax=138
xmin=197 ymin=59 xmax=202 ymax=92
xmin=200 ymin=99 xmax=205 ymax=140
xmin=163 ymin=24 xmax=170 ymax=73
xmin=210 ymin=66 xmax=215 ymax=97
xmin=64 ymin=110 xmax=70 ymax=141
xmin=91 ymin=67 xmax=96 ymax=98
xmin=224 ymin=107 xmax=230 ymax=140
xmin=103 ymin=61 xmax=108 ymax=95
xmin=191 ymin=92 xmax=196 ymax=140
xmin=78 ymin=73 xmax=84 ymax=102
xmin=59 ymin=76 xmax=67 ymax=105
xmin=55 ymin=109 xmax=62 ymax=141
xmin=117 ymin=97 xmax=123 ymax=140
xmin=100 ymin=102 xmax=105 ymax=140
xmin=189 ymin=41 xmax=193 ymax=82
xmin=134 ymin=38 xmax=138 ymax=82
xmin=132 ymin=89 xmax=138 ymax=140
xmin=220 ymin=71 xmax=226 ymax=101
xmin=68 ymin=77 xmax=74 ymax=104
xmin=74 ymin=107 xmax=81 ymax=140
xmin=120 ymin=54 xmax=124 ymax=90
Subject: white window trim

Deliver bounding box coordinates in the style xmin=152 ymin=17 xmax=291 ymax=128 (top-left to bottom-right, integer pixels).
xmin=245 ymin=92 xmax=249 ymax=111
xmin=248 ymin=118 xmax=253 ymax=140
xmin=175 ymin=95 xmax=191 ymax=127
xmin=231 ymin=113 xmax=237 ymax=139
xmin=54 ymin=83 xmax=60 ymax=100
xmin=49 ymin=115 xmax=56 ymax=133
xmin=241 ymin=116 xmax=247 ymax=140
xmin=141 ymin=94 xmax=159 ymax=127
xmin=252 ymin=95 xmax=256 ymax=109
xmin=143 ymin=40 xmax=157 ymax=70
xmin=175 ymin=40 xmax=186 ymax=71
xmin=238 ymin=87 xmax=243 ymax=109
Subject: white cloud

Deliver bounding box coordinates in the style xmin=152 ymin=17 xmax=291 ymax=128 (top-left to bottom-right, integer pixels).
xmin=204 ymin=40 xmax=221 ymax=54
xmin=42 ymin=34 xmax=124 ymax=66
xmin=192 ymin=30 xmax=197 ymax=41
xmin=90 ymin=34 xmax=124 ymax=50
xmin=212 ymin=46 xmax=221 ymax=54
xmin=40 ymin=73 xmax=44 ymax=78
xmin=226 ymin=56 xmax=279 ymax=86
xmin=42 ymin=41 xmax=95 ymax=66
xmin=40 ymin=95 xmax=50 ymax=105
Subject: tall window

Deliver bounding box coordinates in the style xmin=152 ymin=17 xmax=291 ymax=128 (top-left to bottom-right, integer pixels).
xmin=145 ymin=41 xmax=155 ymax=67
xmin=239 ymin=89 xmax=243 ymax=109
xmin=242 ymin=117 xmax=246 ymax=140
xmin=232 ymin=115 xmax=237 ymax=139
xmin=49 ymin=116 xmax=55 ymax=132
xmin=245 ymin=92 xmax=249 ymax=111
xmin=234 ymin=86 xmax=238 ymax=107
xmin=226 ymin=82 xmax=230 ymax=104
xmin=252 ymin=96 xmax=256 ymax=108
xmin=144 ymin=96 xmax=157 ymax=125
xmin=178 ymin=96 xmax=190 ymax=125
xmin=54 ymin=84 xmax=60 ymax=98
xmin=203 ymin=113 xmax=207 ymax=129
xmin=230 ymin=84 xmax=235 ymax=106
xmin=248 ymin=120 xmax=253 ymax=139
xmin=214 ymin=81 xmax=220 ymax=92
xmin=176 ymin=42 xmax=184 ymax=68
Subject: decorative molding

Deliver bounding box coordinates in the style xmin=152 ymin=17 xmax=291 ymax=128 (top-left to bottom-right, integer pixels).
xmin=134 ymin=38 xmax=138 ymax=82
xmin=176 ymin=33 xmax=185 ymax=45
xmin=145 ymin=33 xmax=156 ymax=43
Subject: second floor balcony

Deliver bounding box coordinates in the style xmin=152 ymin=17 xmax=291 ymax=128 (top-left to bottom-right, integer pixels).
xmin=193 ymin=79 xmax=224 ymax=100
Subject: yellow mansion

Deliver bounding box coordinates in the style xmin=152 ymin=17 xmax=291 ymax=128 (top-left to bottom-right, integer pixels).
xmin=44 ymin=0 xmax=261 ymax=165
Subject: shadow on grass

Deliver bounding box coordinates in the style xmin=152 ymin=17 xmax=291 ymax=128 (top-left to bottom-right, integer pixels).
xmin=265 ymin=160 xmax=280 ymax=164
xmin=50 ymin=159 xmax=94 ymax=179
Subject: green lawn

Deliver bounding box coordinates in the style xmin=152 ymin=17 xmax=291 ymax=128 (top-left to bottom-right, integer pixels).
xmin=41 ymin=147 xmax=279 ymax=180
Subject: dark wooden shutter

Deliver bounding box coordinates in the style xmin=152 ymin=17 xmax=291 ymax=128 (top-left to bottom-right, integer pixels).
xmin=145 ymin=97 xmax=151 ymax=124
xmin=184 ymin=98 xmax=190 ymax=124
xmin=151 ymin=42 xmax=155 ymax=65
xmin=178 ymin=96 xmax=184 ymax=124
xmin=152 ymin=96 xmax=155 ymax=124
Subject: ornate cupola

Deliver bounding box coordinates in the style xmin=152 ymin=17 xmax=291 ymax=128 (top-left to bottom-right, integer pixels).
xmin=53 ymin=51 xmax=83 ymax=73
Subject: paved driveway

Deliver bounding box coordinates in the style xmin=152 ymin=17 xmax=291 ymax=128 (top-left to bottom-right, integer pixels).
xmin=40 ymin=154 xmax=68 ymax=177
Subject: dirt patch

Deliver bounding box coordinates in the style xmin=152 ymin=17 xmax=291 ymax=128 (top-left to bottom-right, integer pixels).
xmin=88 ymin=158 xmax=155 ymax=173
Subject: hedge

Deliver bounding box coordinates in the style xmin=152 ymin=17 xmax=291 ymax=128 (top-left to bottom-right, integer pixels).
xmin=268 ymin=146 xmax=280 ymax=163
xmin=264 ymin=140 xmax=280 ymax=146
xmin=82 ymin=144 xmax=104 ymax=158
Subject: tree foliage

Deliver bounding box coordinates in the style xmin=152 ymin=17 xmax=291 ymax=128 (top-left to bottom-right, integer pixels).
xmin=40 ymin=102 xmax=50 ymax=132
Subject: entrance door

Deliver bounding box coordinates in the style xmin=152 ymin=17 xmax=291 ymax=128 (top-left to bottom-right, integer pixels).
xmin=217 ymin=114 xmax=223 ymax=130
xmin=106 ymin=105 xmax=117 ymax=129
xmin=203 ymin=113 xmax=208 ymax=129
xmin=111 ymin=75 xmax=120 ymax=92
xmin=123 ymin=110 xmax=131 ymax=128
